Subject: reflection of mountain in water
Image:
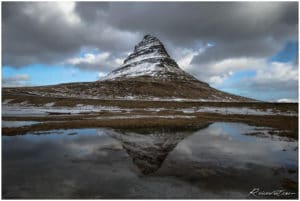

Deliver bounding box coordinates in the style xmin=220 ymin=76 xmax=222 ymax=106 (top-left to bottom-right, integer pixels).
xmin=107 ymin=127 xmax=203 ymax=175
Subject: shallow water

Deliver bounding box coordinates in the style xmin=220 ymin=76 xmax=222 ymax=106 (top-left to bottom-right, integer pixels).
xmin=2 ymin=121 xmax=40 ymax=128
xmin=2 ymin=122 xmax=298 ymax=199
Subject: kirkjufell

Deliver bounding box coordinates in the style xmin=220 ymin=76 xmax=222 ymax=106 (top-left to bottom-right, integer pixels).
xmin=4 ymin=35 xmax=253 ymax=101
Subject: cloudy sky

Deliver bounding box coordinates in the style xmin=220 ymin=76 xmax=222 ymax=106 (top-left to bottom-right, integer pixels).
xmin=2 ymin=2 xmax=298 ymax=102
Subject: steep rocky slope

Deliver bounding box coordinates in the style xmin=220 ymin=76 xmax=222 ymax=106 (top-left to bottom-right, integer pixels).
xmin=104 ymin=35 xmax=199 ymax=82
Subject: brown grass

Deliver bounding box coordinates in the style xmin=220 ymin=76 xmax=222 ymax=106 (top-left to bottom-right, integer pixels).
xmin=2 ymin=112 xmax=298 ymax=139
xmin=2 ymin=118 xmax=208 ymax=136
xmin=2 ymin=77 xmax=252 ymax=101
xmin=2 ymin=92 xmax=298 ymax=138
xmin=3 ymin=92 xmax=298 ymax=112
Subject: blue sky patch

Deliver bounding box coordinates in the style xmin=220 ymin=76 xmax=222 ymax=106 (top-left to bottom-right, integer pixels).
xmin=269 ymin=41 xmax=298 ymax=63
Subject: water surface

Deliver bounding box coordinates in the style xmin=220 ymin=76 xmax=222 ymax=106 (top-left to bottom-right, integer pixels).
xmin=2 ymin=121 xmax=40 ymax=128
xmin=2 ymin=123 xmax=298 ymax=199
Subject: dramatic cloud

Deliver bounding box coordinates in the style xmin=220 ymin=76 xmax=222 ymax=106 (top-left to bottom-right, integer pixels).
xmin=2 ymin=2 xmax=298 ymax=101
xmin=3 ymin=2 xmax=297 ymax=68
xmin=2 ymin=2 xmax=140 ymax=67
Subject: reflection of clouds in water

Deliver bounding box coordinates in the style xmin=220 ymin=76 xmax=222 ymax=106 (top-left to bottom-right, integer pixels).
xmin=174 ymin=123 xmax=297 ymax=169
xmin=3 ymin=128 xmax=122 ymax=161
xmin=2 ymin=123 xmax=298 ymax=199
xmin=177 ymin=143 xmax=192 ymax=156
xmin=64 ymin=134 xmax=120 ymax=157
xmin=2 ymin=120 xmax=40 ymax=128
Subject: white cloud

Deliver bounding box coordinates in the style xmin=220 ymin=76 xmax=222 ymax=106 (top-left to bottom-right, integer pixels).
xmin=188 ymin=57 xmax=264 ymax=86
xmin=209 ymin=71 xmax=233 ymax=85
xmin=3 ymin=74 xmax=31 ymax=87
xmin=64 ymin=52 xmax=123 ymax=72
xmin=66 ymin=52 xmax=110 ymax=65
xmin=183 ymin=55 xmax=298 ymax=101
xmin=187 ymin=56 xmax=298 ymax=88
xmin=23 ymin=2 xmax=81 ymax=25
xmin=253 ymin=62 xmax=298 ymax=83
xmin=277 ymin=98 xmax=298 ymax=103
xmin=98 ymin=72 xmax=107 ymax=78
xmin=209 ymin=57 xmax=263 ymax=74
xmin=174 ymin=47 xmax=205 ymax=69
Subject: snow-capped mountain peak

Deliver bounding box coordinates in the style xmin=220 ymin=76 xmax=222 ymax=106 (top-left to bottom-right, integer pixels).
xmin=103 ymin=35 xmax=197 ymax=81
xmin=123 ymin=34 xmax=170 ymax=65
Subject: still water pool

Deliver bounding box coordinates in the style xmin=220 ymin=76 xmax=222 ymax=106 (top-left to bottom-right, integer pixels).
xmin=2 ymin=122 xmax=298 ymax=199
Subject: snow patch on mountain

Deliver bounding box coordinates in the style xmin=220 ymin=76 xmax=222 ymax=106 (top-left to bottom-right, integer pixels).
xmin=124 ymin=54 xmax=168 ymax=65
xmin=104 ymin=61 xmax=188 ymax=80
xmin=103 ymin=34 xmax=194 ymax=81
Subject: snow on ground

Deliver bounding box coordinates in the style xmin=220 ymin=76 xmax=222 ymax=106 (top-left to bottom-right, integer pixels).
xmin=95 ymin=115 xmax=195 ymax=120
xmin=144 ymin=108 xmax=165 ymax=112
xmin=103 ymin=63 xmax=154 ymax=80
xmin=145 ymin=97 xmax=238 ymax=102
xmin=124 ymin=52 xmax=168 ymax=65
xmin=135 ymin=40 xmax=161 ymax=52
xmin=44 ymin=102 xmax=55 ymax=107
xmin=2 ymin=95 xmax=243 ymax=102
xmin=111 ymin=97 xmax=233 ymax=102
xmin=179 ymin=107 xmax=297 ymax=116
xmin=2 ymin=104 xmax=128 ymax=117
xmin=103 ymin=61 xmax=186 ymax=80
xmin=103 ymin=54 xmax=186 ymax=80
xmin=2 ymin=101 xmax=297 ymax=117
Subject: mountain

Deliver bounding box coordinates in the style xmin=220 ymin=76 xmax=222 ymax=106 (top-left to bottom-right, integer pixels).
xmin=3 ymin=35 xmax=254 ymax=101
xmin=103 ymin=34 xmax=199 ymax=82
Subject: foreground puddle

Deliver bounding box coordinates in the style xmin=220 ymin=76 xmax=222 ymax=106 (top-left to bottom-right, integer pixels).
xmin=2 ymin=121 xmax=40 ymax=128
xmin=2 ymin=123 xmax=298 ymax=199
